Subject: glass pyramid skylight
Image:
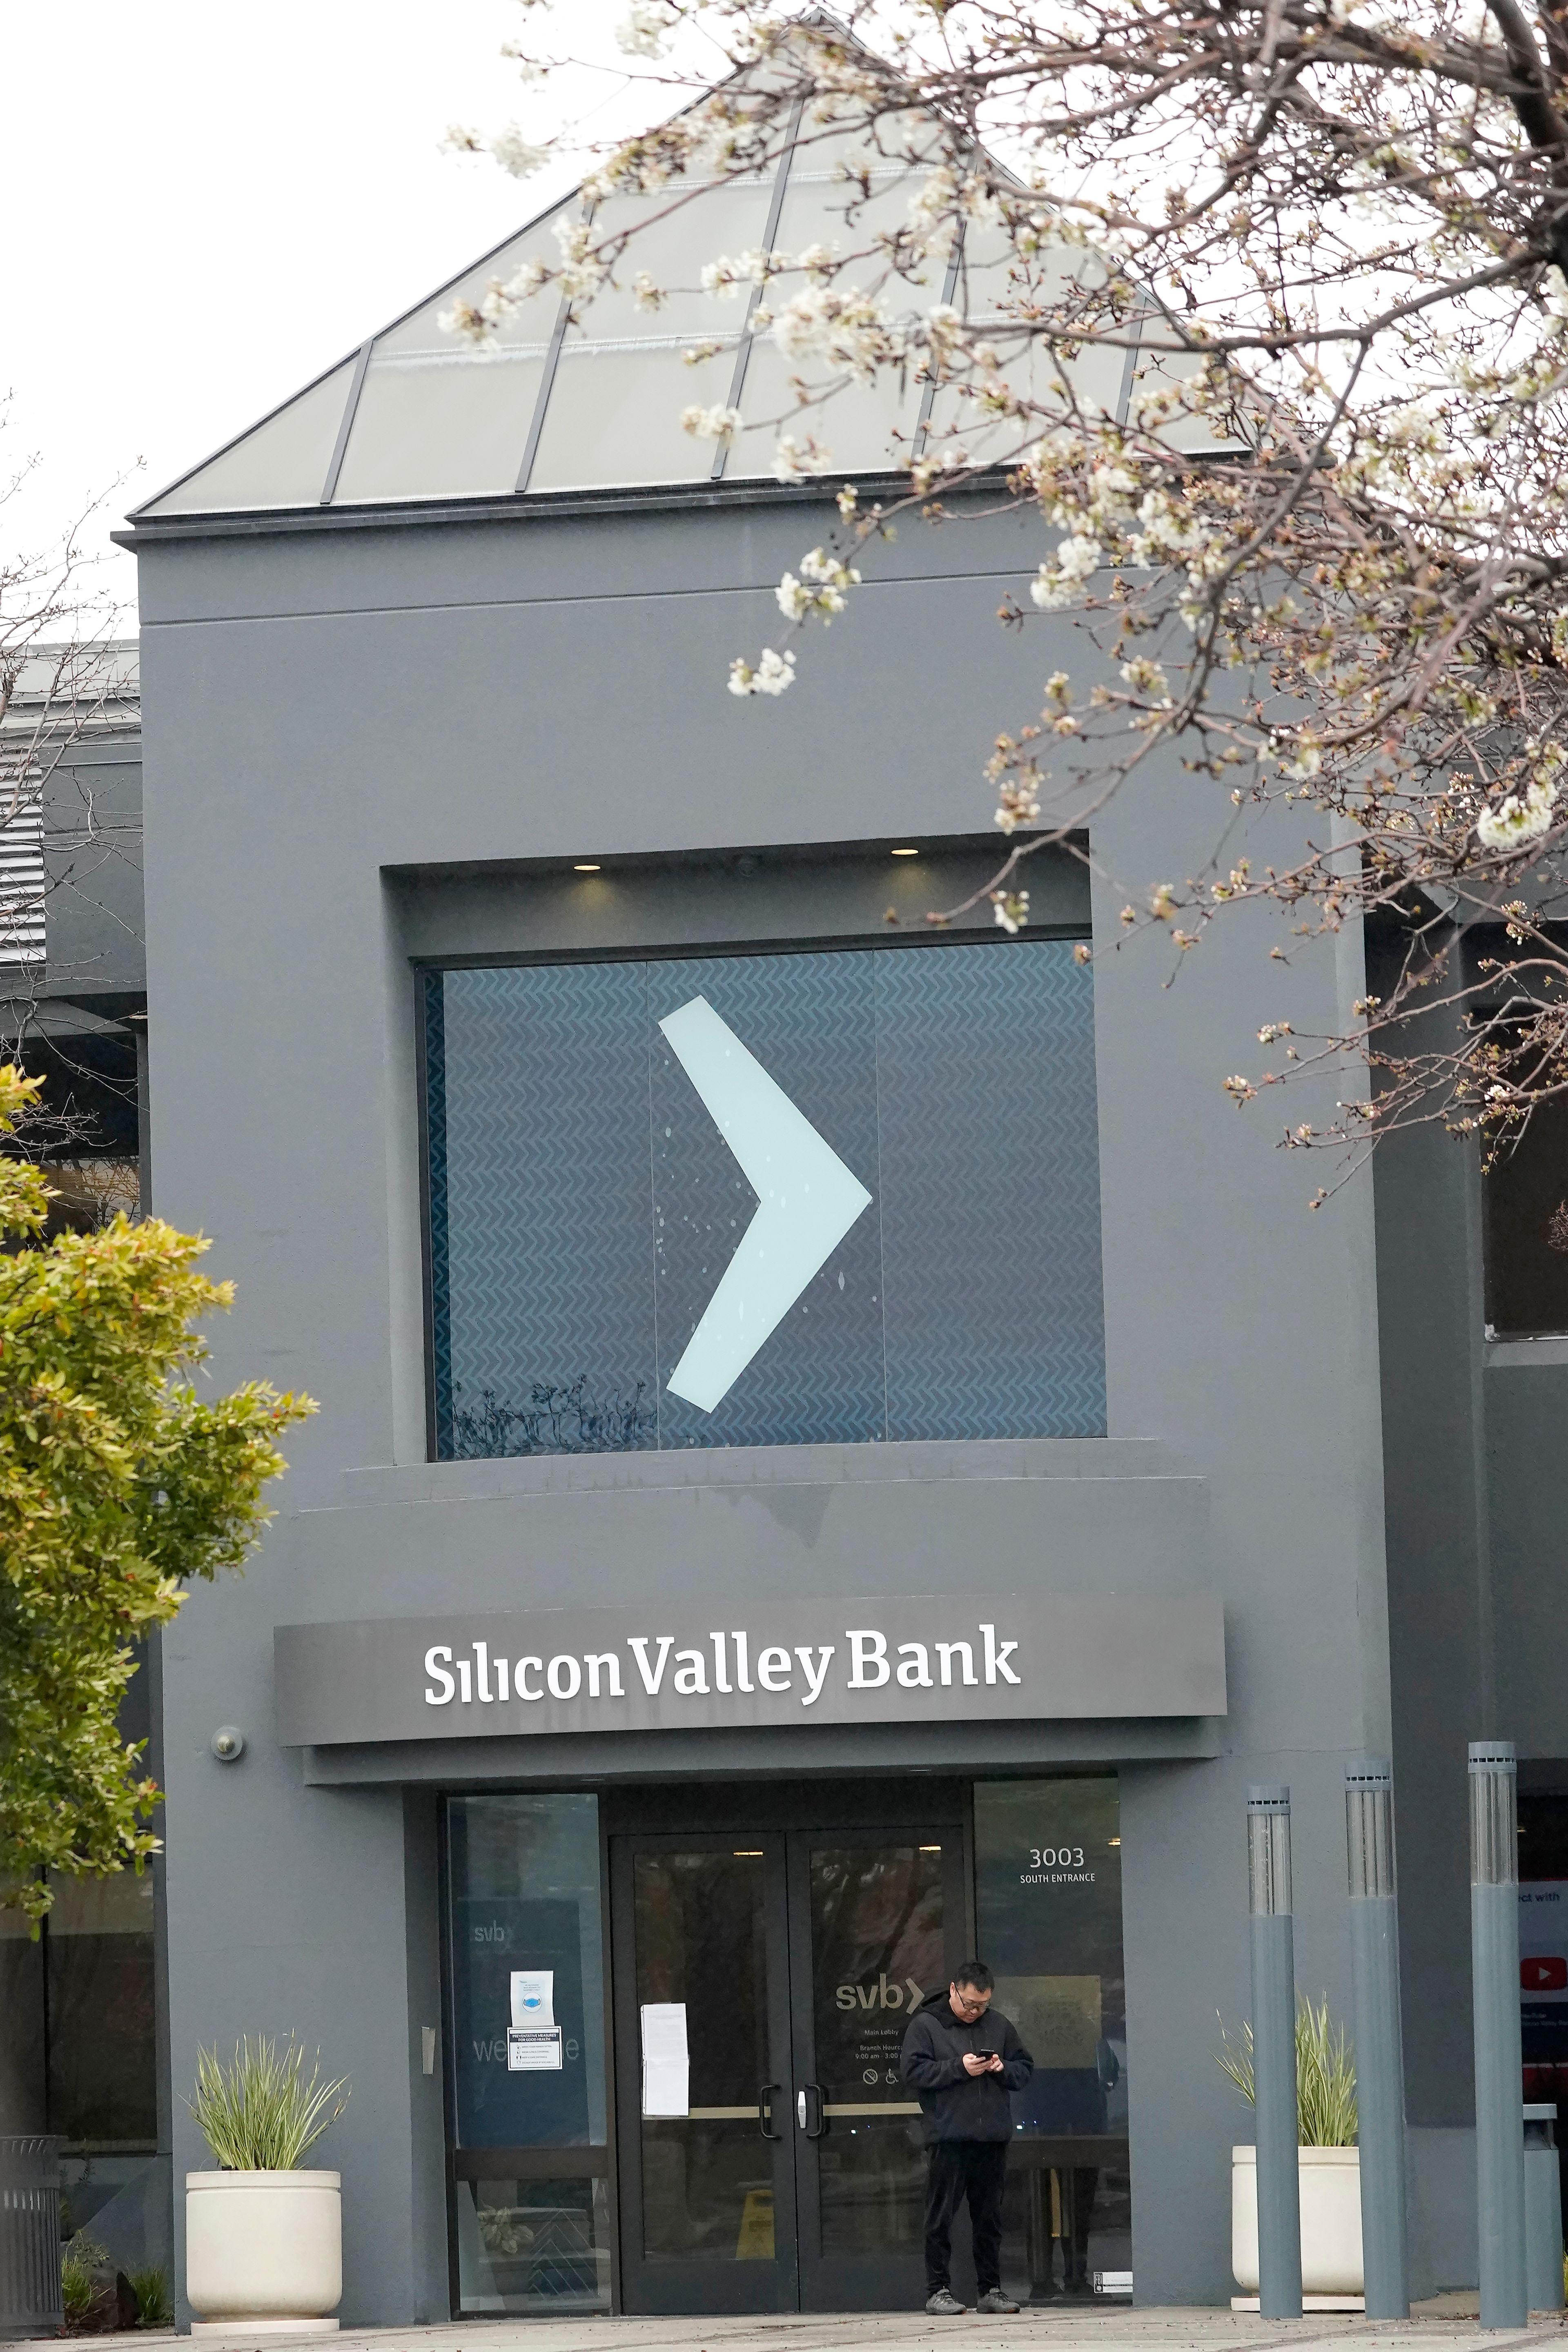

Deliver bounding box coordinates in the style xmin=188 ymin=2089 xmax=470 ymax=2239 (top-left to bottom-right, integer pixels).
xmin=137 ymin=108 xmax=1209 ymax=519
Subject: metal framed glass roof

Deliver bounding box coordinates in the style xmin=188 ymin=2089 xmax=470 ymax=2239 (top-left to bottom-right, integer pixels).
xmin=135 ymin=107 xmax=1196 ymax=520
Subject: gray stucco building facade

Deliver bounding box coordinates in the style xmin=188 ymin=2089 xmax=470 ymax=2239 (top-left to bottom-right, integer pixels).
xmin=91 ymin=125 xmax=1568 ymax=2325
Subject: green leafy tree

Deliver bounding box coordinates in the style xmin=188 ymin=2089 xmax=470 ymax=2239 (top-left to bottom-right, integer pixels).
xmin=0 ymin=1066 xmax=314 ymax=1927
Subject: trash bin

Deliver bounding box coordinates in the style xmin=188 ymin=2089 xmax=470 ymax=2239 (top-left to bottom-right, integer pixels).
xmin=0 ymin=2135 xmax=62 ymax=2341
xmin=1524 ymin=2104 xmax=1565 ymax=2314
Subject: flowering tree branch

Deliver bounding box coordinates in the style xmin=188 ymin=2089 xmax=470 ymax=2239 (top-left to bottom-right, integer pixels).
xmin=442 ymin=0 xmax=1568 ymax=1160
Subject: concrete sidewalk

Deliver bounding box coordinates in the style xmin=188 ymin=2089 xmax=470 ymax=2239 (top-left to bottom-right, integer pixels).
xmin=20 ymin=2310 xmax=1568 ymax=2352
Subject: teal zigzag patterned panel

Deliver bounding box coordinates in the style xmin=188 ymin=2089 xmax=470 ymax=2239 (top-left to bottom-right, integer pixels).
xmin=424 ymin=938 xmax=1105 ymax=1455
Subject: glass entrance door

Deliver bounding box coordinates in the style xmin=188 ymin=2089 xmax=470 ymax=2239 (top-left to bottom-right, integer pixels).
xmin=787 ymin=1832 xmax=965 ymax=2310
xmin=612 ymin=1827 xmax=964 ymax=2313
xmin=611 ymin=1838 xmax=798 ymax=2312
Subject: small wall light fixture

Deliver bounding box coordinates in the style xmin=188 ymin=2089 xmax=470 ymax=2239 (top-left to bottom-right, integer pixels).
xmin=890 ymin=846 xmax=919 ymax=858
xmin=573 ymin=862 xmax=601 ymax=873
xmin=210 ymin=1726 xmax=246 ymax=1763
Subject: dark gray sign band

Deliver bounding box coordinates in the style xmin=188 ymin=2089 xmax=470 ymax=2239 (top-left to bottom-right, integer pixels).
xmin=275 ymin=1592 xmax=1226 ymax=1746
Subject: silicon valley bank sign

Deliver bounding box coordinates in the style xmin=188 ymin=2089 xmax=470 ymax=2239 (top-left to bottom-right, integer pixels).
xmin=274 ymin=1592 xmax=1225 ymax=1746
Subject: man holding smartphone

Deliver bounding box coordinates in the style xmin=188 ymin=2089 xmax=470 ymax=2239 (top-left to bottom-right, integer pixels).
xmin=900 ymin=1960 xmax=1033 ymax=2314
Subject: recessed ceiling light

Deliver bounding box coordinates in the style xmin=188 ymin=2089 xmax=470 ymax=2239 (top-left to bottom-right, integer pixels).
xmin=573 ymin=862 xmax=601 ymax=873
xmin=891 ymin=846 xmax=919 ymax=857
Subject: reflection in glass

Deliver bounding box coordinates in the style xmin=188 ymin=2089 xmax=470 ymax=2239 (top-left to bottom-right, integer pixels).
xmin=45 ymin=1871 xmax=157 ymax=2147
xmin=455 ymin=2176 xmax=611 ymax=2314
xmin=974 ymin=1779 xmax=1130 ymax=2299
xmin=446 ymin=1795 xmax=606 ymax=2150
xmin=428 ymin=963 xmax=658 ymax=1459
xmin=633 ymin=1851 xmax=775 ymax=2264
xmin=809 ymin=1844 xmax=943 ymax=2260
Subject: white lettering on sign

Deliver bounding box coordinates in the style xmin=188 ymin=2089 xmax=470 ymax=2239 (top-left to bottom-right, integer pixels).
xmin=421 ymin=1624 xmax=1024 ymax=1710
xmin=835 ymin=1975 xmax=924 ymax=2011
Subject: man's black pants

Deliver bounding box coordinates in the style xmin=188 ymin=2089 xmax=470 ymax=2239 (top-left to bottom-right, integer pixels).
xmin=924 ymin=2139 xmax=1009 ymax=2296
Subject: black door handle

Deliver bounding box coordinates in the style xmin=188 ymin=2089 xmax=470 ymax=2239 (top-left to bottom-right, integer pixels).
xmin=798 ymin=2081 xmax=826 ymax=2138
xmin=759 ymin=2081 xmax=782 ymax=2140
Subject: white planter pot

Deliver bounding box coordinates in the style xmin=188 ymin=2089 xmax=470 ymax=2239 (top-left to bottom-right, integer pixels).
xmin=186 ymin=2169 xmax=342 ymax=2336
xmin=1232 ymin=2145 xmax=1363 ymax=2309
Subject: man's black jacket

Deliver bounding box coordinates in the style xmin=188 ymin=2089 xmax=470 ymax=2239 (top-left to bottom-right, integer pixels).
xmin=899 ymin=1987 xmax=1033 ymax=2143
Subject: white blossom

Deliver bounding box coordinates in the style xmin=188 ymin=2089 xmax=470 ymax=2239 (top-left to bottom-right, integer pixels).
xmin=1476 ymin=775 xmax=1560 ymax=850
xmin=490 ymin=127 xmax=550 ymax=180
xmin=728 ymin=648 xmax=797 ymax=697
xmin=1030 ymin=536 xmax=1101 ymax=609
xmin=501 ymin=258 xmax=548 ymax=305
xmin=772 ymin=436 xmax=833 ymax=480
xmin=702 ymin=250 xmax=781 ymax=298
xmin=554 ymin=215 xmax=609 ymax=301
xmin=616 ymin=2 xmax=668 ymax=56
xmin=771 ymin=283 xmax=888 ymax=379
xmin=681 ymin=403 xmax=743 ymax=444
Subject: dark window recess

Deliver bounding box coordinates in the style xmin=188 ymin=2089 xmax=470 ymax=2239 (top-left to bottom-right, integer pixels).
xmin=1483 ymin=1091 xmax=1568 ymax=1336
xmin=0 ymin=1871 xmax=158 ymax=2146
xmin=1 ymin=1643 xmax=158 ymax=2147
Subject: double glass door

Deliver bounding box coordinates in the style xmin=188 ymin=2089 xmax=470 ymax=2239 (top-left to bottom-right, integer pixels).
xmin=611 ymin=1829 xmax=966 ymax=2312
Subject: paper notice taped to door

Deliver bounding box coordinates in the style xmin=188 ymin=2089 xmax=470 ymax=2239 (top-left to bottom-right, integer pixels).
xmin=640 ymin=2002 xmax=689 ymax=2117
xmin=510 ymin=1970 xmax=555 ymax=2029
xmin=508 ymin=2026 xmax=563 ymax=2072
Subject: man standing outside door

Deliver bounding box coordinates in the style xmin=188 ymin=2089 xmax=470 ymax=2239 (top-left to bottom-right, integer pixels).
xmin=900 ymin=1959 xmax=1033 ymax=2315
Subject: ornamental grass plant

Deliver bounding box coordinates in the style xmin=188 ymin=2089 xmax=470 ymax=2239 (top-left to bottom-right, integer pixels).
xmin=1216 ymin=1994 xmax=1359 ymax=2147
xmin=188 ymin=2036 xmax=350 ymax=2170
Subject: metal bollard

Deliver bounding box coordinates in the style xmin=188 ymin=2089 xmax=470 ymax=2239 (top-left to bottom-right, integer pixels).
xmin=1346 ymin=1760 xmax=1409 ymax=2318
xmin=1248 ymin=1786 xmax=1302 ymax=2319
xmin=1471 ymin=1741 xmax=1528 ymax=2328
xmin=1523 ymin=2105 xmax=1564 ymax=2313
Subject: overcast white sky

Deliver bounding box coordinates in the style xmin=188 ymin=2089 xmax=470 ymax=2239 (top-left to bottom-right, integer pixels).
xmin=2 ymin=1 xmax=654 ymax=621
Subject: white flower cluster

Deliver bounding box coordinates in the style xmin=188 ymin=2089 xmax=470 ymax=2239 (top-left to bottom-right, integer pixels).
xmin=681 ymin=403 xmax=742 ymax=444
xmin=1120 ymin=656 xmax=1169 ymax=699
xmin=702 ymin=249 xmax=787 ymax=297
xmin=490 ymin=126 xmax=551 ymax=180
xmin=768 ymin=284 xmax=889 ymax=379
xmin=554 ymin=214 xmax=609 ymax=302
xmin=775 ymin=546 xmax=861 ymax=624
xmin=907 ymin=166 xmax=958 ymax=253
xmin=1271 ymin=731 xmax=1323 ymax=782
xmin=1475 ymin=747 xmax=1566 ymax=851
xmin=616 ymin=2 xmax=669 ymax=56
xmin=990 ymin=889 xmax=1031 ymax=934
xmin=728 ymin=648 xmax=797 ymax=697
xmin=438 ymin=254 xmax=549 ymax=347
xmin=772 ymin=436 xmax=833 ymax=480
xmin=1030 ymin=534 xmax=1101 ymax=609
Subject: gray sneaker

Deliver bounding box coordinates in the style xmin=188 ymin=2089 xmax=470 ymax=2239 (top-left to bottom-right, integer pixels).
xmin=925 ymin=2288 xmax=969 ymax=2315
xmin=976 ymin=2289 xmax=1021 ymax=2314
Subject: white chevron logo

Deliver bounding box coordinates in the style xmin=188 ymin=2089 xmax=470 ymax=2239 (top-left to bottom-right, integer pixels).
xmin=659 ymin=995 xmax=873 ymax=1412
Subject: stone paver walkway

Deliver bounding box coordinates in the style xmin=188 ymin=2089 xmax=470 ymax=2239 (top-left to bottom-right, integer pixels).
xmin=24 ymin=2308 xmax=1568 ymax=2352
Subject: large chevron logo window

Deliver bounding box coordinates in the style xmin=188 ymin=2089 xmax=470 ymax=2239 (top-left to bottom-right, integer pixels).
xmin=658 ymin=996 xmax=873 ymax=1412
xmin=424 ymin=938 xmax=1107 ymax=1458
